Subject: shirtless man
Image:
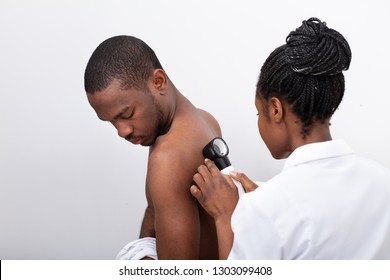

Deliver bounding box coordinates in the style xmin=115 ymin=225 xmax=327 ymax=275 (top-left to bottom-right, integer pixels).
xmin=84 ymin=36 xmax=220 ymax=259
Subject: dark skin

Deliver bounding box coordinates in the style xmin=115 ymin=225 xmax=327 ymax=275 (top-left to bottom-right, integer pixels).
xmin=88 ymin=70 xmax=221 ymax=259
xmin=191 ymin=94 xmax=332 ymax=259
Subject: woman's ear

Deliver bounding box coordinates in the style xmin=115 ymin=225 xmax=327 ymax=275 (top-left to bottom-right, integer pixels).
xmin=150 ymin=69 xmax=168 ymax=94
xmin=269 ymin=97 xmax=284 ymax=123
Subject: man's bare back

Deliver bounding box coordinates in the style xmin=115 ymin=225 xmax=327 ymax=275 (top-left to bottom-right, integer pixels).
xmin=143 ymin=93 xmax=221 ymax=259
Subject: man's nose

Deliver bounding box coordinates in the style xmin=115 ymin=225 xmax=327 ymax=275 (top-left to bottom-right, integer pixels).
xmin=113 ymin=121 xmax=133 ymax=138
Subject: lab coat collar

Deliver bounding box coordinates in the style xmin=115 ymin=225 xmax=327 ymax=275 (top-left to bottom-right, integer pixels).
xmin=283 ymin=139 xmax=354 ymax=171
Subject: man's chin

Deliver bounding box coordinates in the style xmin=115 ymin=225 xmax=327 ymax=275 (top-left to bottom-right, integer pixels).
xmin=140 ymin=136 xmax=157 ymax=147
xmin=140 ymin=142 xmax=152 ymax=147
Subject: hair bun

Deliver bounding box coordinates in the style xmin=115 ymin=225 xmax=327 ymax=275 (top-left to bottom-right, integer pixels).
xmin=285 ymin=17 xmax=351 ymax=76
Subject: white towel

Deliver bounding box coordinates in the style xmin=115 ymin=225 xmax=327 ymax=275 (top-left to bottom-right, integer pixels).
xmin=116 ymin=237 xmax=158 ymax=260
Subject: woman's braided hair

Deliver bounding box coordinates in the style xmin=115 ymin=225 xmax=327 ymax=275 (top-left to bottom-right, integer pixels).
xmin=256 ymin=18 xmax=352 ymax=136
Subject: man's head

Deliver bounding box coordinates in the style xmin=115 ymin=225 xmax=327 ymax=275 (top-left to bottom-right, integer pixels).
xmin=84 ymin=36 xmax=169 ymax=147
xmin=84 ymin=35 xmax=163 ymax=93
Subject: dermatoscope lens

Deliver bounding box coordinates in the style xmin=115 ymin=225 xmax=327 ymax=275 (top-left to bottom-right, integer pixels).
xmin=213 ymin=138 xmax=228 ymax=156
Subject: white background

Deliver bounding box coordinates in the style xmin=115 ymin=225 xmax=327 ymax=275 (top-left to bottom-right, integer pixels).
xmin=1 ymin=0 xmax=389 ymax=259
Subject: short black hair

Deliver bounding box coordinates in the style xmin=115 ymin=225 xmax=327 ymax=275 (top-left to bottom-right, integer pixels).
xmin=84 ymin=35 xmax=163 ymax=93
xmin=256 ymin=18 xmax=352 ymax=136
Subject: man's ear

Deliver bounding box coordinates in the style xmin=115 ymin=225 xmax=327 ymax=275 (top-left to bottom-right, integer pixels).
xmin=150 ymin=69 xmax=168 ymax=95
xmin=269 ymin=97 xmax=284 ymax=123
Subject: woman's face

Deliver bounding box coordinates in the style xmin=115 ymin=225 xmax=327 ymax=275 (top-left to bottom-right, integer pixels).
xmin=255 ymin=95 xmax=290 ymax=159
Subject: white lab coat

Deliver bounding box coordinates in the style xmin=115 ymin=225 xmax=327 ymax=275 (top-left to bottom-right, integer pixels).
xmin=229 ymin=140 xmax=390 ymax=259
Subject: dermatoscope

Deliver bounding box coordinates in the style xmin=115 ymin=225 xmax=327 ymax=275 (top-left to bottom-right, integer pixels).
xmin=202 ymin=137 xmax=245 ymax=196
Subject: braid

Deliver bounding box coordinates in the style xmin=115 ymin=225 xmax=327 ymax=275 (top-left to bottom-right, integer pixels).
xmin=286 ymin=18 xmax=351 ymax=76
xmin=256 ymin=18 xmax=351 ymax=137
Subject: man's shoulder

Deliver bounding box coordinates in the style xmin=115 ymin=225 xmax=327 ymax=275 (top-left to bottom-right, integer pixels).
xmin=145 ymin=137 xmax=201 ymax=196
xmin=174 ymin=106 xmax=221 ymax=134
xmin=147 ymin=136 xmax=199 ymax=171
xmin=149 ymin=140 xmax=185 ymax=164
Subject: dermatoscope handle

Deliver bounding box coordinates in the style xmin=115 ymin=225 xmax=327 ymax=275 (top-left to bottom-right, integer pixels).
xmin=220 ymin=165 xmax=246 ymax=196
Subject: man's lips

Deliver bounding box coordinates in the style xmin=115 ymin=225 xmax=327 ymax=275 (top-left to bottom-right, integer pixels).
xmin=126 ymin=136 xmax=144 ymax=145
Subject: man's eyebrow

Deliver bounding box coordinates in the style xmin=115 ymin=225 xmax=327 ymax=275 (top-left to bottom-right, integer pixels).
xmin=97 ymin=106 xmax=130 ymax=122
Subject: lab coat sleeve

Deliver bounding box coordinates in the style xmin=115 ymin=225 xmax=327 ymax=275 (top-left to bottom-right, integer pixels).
xmin=228 ymin=193 xmax=284 ymax=259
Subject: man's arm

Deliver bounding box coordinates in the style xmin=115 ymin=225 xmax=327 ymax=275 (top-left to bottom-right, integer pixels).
xmin=137 ymin=205 xmax=157 ymax=260
xmin=147 ymin=148 xmax=201 ymax=259
xmin=139 ymin=205 xmax=155 ymax=238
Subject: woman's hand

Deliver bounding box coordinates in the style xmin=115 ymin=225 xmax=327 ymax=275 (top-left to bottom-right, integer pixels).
xmin=230 ymin=171 xmax=259 ymax=193
xmin=190 ymin=159 xmax=239 ymax=222
xmin=190 ymin=159 xmax=239 ymax=259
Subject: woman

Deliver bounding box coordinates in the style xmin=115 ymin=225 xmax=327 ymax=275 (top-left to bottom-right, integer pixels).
xmin=191 ymin=18 xmax=390 ymax=259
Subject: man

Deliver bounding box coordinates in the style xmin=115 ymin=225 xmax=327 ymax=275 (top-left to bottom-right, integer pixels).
xmin=84 ymin=35 xmax=221 ymax=259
